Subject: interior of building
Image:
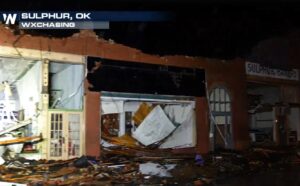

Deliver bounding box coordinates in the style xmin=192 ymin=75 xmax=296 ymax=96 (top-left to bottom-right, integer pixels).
xmin=100 ymin=92 xmax=197 ymax=155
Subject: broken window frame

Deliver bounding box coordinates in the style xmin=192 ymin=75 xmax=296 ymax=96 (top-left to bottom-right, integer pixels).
xmin=100 ymin=91 xmax=197 ymax=149
xmin=48 ymin=61 xmax=85 ymax=111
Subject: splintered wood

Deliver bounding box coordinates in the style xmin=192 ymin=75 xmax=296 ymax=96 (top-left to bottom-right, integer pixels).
xmin=0 ymin=157 xmax=142 ymax=185
xmin=102 ymin=134 xmax=139 ymax=148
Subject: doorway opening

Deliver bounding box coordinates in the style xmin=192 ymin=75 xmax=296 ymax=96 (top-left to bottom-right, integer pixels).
xmin=209 ymin=87 xmax=233 ymax=149
xmin=247 ymin=83 xmax=283 ymax=146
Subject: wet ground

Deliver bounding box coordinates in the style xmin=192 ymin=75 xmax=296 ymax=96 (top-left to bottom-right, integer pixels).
xmin=215 ymin=165 xmax=300 ymax=186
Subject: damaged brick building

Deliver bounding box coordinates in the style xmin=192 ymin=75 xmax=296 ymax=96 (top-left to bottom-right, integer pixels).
xmin=0 ymin=25 xmax=299 ymax=160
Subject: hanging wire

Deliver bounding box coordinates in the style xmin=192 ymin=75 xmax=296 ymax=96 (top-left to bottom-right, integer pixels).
xmin=55 ymin=77 xmax=84 ymax=108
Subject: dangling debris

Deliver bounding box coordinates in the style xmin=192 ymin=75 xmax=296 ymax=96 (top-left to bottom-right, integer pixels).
xmin=132 ymin=105 xmax=176 ymax=146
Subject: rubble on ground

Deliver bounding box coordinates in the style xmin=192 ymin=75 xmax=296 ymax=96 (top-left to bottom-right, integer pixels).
xmin=0 ymin=146 xmax=296 ymax=186
xmin=0 ymin=100 xmax=297 ymax=185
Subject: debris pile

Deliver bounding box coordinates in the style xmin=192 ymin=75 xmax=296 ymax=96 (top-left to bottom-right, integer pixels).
xmin=0 ymin=155 xmax=206 ymax=185
xmin=0 ymin=146 xmax=296 ymax=185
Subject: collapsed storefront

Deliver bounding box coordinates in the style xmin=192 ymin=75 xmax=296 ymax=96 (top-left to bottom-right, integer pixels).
xmin=246 ymin=61 xmax=300 ymax=146
xmin=0 ymin=26 xmax=256 ymax=160
xmin=0 ymin=58 xmax=42 ymax=158
xmin=0 ymin=55 xmax=85 ymax=160
xmin=86 ymin=57 xmax=205 ymax=156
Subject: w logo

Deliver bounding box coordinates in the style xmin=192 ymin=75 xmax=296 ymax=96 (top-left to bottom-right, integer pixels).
xmin=2 ymin=14 xmax=17 ymax=25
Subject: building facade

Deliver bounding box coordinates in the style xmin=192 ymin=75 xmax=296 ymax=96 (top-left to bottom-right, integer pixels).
xmin=0 ymin=26 xmax=298 ymax=160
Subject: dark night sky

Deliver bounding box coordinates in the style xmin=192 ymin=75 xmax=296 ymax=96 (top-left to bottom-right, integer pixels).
xmin=103 ymin=5 xmax=298 ymax=58
xmin=2 ymin=0 xmax=300 ymax=66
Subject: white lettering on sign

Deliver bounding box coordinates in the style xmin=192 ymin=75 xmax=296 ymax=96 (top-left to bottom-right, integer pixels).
xmin=245 ymin=61 xmax=299 ymax=81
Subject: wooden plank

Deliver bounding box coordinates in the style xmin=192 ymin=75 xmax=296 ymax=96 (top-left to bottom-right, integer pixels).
xmin=0 ymin=135 xmax=42 ymax=145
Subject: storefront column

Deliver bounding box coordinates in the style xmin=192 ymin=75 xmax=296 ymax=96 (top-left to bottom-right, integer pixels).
xmin=196 ymin=97 xmax=210 ymax=154
xmin=85 ymin=91 xmax=101 ymax=158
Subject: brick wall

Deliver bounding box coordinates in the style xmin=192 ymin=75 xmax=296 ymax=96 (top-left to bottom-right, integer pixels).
xmin=0 ymin=26 xmax=250 ymax=155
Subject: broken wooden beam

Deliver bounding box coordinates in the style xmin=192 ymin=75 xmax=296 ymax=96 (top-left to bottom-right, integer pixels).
xmin=0 ymin=135 xmax=42 ymax=145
